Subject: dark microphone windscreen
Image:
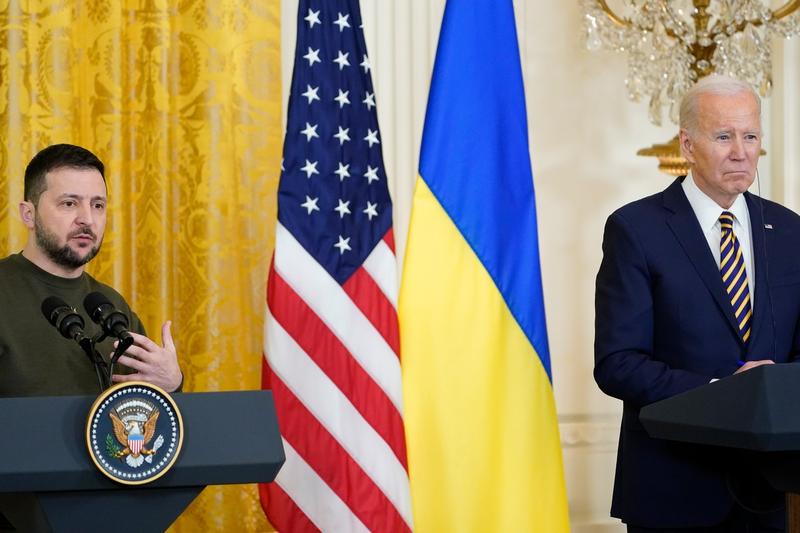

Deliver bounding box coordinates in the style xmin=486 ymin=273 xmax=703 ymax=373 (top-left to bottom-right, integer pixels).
xmin=83 ymin=291 xmax=111 ymax=315
xmin=41 ymin=296 xmax=69 ymax=325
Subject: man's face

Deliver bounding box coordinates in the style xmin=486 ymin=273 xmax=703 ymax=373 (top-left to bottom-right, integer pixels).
xmin=31 ymin=167 xmax=107 ymax=270
xmin=680 ymin=91 xmax=761 ymax=208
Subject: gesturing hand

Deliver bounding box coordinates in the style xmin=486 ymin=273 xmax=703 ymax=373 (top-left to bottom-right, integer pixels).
xmin=111 ymin=321 xmax=183 ymax=392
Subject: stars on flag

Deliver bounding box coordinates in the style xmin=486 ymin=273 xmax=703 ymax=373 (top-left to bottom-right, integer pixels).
xmin=302 ymin=84 xmax=320 ymax=104
xmin=334 ymin=199 xmax=352 ymax=218
xmin=364 ymin=165 xmax=379 ymax=184
xmin=364 ymin=129 xmax=380 ymax=147
xmin=301 ymin=159 xmax=319 ymax=178
xmin=334 ymin=126 xmax=350 ymax=145
xmin=334 ymin=235 xmax=352 ymax=254
xmin=304 ymin=8 xmax=321 ymax=28
xmin=334 ymin=12 xmax=351 ymax=32
xmin=363 ymin=202 xmax=378 ymax=220
xmin=304 ymin=47 xmax=321 ymax=66
xmin=334 ymin=89 xmax=350 ymax=108
xmin=334 ymin=162 xmax=350 ymax=181
xmin=279 ymin=4 xmax=392 ymax=282
xmin=301 ymin=196 xmax=320 ymax=214
xmin=333 ymin=50 xmax=350 ymax=70
xmin=300 ymin=122 xmax=319 ymax=141
xmin=267 ymin=3 xmax=411 ymax=532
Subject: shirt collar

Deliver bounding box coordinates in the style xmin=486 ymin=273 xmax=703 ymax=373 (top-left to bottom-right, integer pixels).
xmin=682 ymin=172 xmax=749 ymax=230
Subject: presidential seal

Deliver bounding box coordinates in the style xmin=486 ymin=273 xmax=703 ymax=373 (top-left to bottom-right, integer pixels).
xmin=86 ymin=382 xmax=183 ymax=485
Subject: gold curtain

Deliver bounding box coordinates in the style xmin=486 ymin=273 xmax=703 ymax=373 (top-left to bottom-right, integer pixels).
xmin=0 ymin=1 xmax=282 ymax=530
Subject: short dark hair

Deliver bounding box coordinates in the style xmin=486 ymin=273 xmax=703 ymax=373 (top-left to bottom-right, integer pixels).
xmin=24 ymin=144 xmax=105 ymax=205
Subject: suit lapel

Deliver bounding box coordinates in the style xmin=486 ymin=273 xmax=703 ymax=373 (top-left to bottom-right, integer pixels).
xmin=663 ymin=178 xmax=743 ymax=343
xmin=745 ymin=192 xmax=770 ymax=349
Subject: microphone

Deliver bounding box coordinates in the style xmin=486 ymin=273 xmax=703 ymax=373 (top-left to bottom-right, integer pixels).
xmin=42 ymin=296 xmax=110 ymax=391
xmin=83 ymin=292 xmax=135 ymax=356
xmin=41 ymin=296 xmax=88 ymax=342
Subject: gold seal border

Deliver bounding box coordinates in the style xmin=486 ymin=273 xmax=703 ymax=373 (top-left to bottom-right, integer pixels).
xmin=85 ymin=381 xmax=185 ymax=486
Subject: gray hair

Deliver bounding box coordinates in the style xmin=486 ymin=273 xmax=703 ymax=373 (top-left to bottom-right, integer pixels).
xmin=679 ymin=75 xmax=761 ymax=137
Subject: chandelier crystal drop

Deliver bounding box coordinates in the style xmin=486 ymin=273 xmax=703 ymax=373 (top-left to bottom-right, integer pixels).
xmin=583 ymin=0 xmax=800 ymax=126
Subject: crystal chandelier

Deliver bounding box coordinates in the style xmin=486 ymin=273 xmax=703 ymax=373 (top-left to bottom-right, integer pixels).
xmin=583 ymin=0 xmax=800 ymax=174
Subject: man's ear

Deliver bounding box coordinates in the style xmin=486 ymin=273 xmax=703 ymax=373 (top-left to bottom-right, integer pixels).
xmin=19 ymin=201 xmax=35 ymax=229
xmin=679 ymin=129 xmax=695 ymax=165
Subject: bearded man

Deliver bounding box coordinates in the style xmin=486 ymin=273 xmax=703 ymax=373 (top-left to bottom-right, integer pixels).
xmin=0 ymin=144 xmax=181 ymax=396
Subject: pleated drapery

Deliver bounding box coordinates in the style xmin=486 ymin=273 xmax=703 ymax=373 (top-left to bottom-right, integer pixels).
xmin=0 ymin=2 xmax=282 ymax=530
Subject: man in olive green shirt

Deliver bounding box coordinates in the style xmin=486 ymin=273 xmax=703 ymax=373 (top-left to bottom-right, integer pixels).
xmin=0 ymin=144 xmax=182 ymax=396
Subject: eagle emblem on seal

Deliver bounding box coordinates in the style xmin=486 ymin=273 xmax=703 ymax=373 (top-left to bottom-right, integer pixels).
xmin=106 ymin=399 xmax=165 ymax=468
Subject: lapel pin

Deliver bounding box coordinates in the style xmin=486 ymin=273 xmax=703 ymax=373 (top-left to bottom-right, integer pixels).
xmin=765 ymin=224 xmax=773 ymax=229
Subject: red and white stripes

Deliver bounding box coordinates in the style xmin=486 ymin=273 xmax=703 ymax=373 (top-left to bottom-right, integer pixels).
xmin=262 ymin=223 xmax=413 ymax=532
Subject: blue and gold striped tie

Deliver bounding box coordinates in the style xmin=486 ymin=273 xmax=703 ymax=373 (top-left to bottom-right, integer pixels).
xmin=719 ymin=211 xmax=752 ymax=343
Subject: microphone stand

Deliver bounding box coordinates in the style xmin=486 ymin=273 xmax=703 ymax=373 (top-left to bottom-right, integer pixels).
xmin=77 ymin=335 xmax=110 ymax=392
xmin=107 ymin=337 xmax=133 ymax=387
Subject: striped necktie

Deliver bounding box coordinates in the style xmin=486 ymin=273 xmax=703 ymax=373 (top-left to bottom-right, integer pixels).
xmin=719 ymin=211 xmax=752 ymax=343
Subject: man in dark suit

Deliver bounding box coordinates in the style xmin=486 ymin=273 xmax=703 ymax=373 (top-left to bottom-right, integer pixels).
xmin=595 ymin=75 xmax=800 ymax=531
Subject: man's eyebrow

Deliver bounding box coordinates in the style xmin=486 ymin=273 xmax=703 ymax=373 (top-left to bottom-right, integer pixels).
xmin=55 ymin=193 xmax=108 ymax=201
xmin=711 ymin=128 xmax=761 ymax=136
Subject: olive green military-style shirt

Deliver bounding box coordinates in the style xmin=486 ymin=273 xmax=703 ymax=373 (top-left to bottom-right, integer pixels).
xmin=0 ymin=253 xmax=144 ymax=397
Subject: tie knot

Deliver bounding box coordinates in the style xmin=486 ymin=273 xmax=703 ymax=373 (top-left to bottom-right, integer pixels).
xmin=719 ymin=211 xmax=734 ymax=230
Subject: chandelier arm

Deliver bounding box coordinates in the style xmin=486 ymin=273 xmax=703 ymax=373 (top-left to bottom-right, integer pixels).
xmin=714 ymin=1 xmax=800 ymax=33
xmin=707 ymin=2 xmax=763 ymax=33
xmin=708 ymin=18 xmax=722 ymax=37
xmin=597 ymin=0 xmax=632 ymax=27
xmin=773 ymin=0 xmax=800 ymax=20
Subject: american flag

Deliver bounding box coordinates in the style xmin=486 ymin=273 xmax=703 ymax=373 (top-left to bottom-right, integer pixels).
xmin=259 ymin=1 xmax=413 ymax=531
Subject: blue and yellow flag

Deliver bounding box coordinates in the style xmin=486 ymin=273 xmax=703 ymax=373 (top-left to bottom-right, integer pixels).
xmin=399 ymin=0 xmax=570 ymax=530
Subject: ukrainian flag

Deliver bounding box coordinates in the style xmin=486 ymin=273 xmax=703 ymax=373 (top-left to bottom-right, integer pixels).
xmin=399 ymin=0 xmax=570 ymax=530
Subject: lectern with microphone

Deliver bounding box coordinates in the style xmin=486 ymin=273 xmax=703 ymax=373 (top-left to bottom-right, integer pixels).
xmin=0 ymin=390 xmax=285 ymax=532
xmin=640 ymin=364 xmax=800 ymax=531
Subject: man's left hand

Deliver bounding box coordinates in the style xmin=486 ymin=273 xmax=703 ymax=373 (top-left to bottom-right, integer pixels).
xmin=734 ymin=359 xmax=775 ymax=374
xmin=111 ymin=321 xmax=183 ymax=392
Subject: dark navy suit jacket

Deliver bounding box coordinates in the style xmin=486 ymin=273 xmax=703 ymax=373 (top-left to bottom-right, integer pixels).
xmin=595 ymin=177 xmax=800 ymax=527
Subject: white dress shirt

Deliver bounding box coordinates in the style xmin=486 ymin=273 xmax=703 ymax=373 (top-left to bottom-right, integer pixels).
xmin=681 ymin=173 xmax=755 ymax=301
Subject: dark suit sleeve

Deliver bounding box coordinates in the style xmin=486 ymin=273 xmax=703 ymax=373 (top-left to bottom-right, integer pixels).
xmin=594 ymin=211 xmax=710 ymax=407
